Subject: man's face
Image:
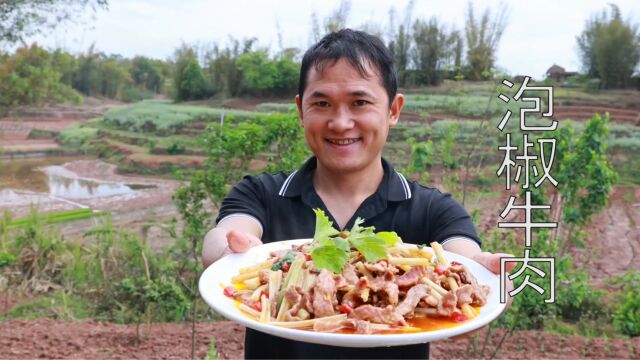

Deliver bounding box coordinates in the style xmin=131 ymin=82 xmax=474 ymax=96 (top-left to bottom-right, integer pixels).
xmin=296 ymin=59 xmax=404 ymax=175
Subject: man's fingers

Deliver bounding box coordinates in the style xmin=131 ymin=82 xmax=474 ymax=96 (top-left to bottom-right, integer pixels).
xmin=227 ymin=230 xmax=263 ymax=253
xmin=474 ymin=252 xmax=517 ymax=275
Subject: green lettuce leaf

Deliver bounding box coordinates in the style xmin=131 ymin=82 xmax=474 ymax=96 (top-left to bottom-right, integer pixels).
xmin=376 ymin=231 xmax=401 ymax=246
xmin=311 ymin=237 xmax=349 ymax=273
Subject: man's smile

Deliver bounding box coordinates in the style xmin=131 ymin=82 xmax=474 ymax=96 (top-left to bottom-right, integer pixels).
xmin=326 ymin=138 xmax=362 ymax=145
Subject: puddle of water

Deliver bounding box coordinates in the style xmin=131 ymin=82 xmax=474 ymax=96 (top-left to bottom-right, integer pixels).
xmin=48 ymin=174 xmax=135 ymax=198
xmin=0 ymin=156 xmax=155 ymax=200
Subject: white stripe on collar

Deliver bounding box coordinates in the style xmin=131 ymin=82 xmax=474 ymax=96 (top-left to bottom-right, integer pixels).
xmin=278 ymin=170 xmax=298 ymax=196
xmin=395 ymin=172 xmax=412 ymax=199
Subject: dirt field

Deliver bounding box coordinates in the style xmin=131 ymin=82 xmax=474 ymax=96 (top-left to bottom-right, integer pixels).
xmin=2 ymin=319 xmax=638 ymax=359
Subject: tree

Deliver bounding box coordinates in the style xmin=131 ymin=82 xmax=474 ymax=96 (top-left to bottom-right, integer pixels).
xmin=130 ymin=56 xmax=164 ymax=93
xmin=324 ymin=0 xmax=351 ymax=34
xmin=464 ymin=3 xmax=508 ymax=80
xmin=387 ymin=1 xmax=414 ymax=86
xmin=0 ymin=0 xmax=108 ymax=46
xmin=0 ymin=44 xmax=81 ymax=107
xmin=577 ymin=4 xmax=640 ymax=89
xmin=205 ymin=37 xmax=256 ymax=97
xmin=178 ymin=58 xmax=210 ymax=101
xmin=411 ymin=18 xmax=452 ymax=86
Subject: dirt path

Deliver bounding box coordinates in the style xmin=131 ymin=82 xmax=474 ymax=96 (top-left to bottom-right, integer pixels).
xmin=573 ymin=185 xmax=640 ymax=286
xmin=1 ymin=319 xmax=637 ymax=359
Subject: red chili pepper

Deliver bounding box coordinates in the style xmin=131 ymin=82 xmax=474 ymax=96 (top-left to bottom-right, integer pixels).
xmin=282 ymin=262 xmax=291 ymax=272
xmin=251 ymin=301 xmax=262 ymax=312
xmin=260 ymin=290 xmax=269 ymax=299
xmin=304 ymin=253 xmax=312 ymax=261
xmin=435 ymin=264 xmax=446 ymax=275
xmin=451 ymin=312 xmax=468 ymax=322
xmin=339 ymin=304 xmax=353 ymax=314
xmin=339 ymin=232 xmax=349 ymax=239
xmin=223 ymin=286 xmax=236 ymax=298
xmin=451 ymin=261 xmax=462 ymax=266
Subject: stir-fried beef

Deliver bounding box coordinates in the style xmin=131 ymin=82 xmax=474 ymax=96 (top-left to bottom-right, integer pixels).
xmin=258 ymin=269 xmax=270 ymax=285
xmin=342 ymin=263 xmax=359 ymax=284
xmin=436 ymin=291 xmax=458 ymax=316
xmin=368 ymin=275 xmax=400 ymax=305
xmin=455 ymin=284 xmax=473 ymax=306
xmin=313 ymin=269 xmax=337 ymax=317
xmin=396 ymin=266 xmax=424 ymax=288
xmin=333 ymin=275 xmax=349 ymax=290
xmin=350 ymin=304 xmax=407 ymax=326
xmin=449 ymin=264 xmax=480 ymax=287
xmin=421 ymin=294 xmax=439 ymax=307
xmin=313 ymin=318 xmax=372 ymax=334
xmin=395 ymin=284 xmax=430 ymax=315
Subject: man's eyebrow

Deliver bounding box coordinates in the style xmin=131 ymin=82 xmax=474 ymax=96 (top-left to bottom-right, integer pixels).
xmin=306 ymin=91 xmax=329 ymax=99
xmin=349 ymin=90 xmax=374 ymax=98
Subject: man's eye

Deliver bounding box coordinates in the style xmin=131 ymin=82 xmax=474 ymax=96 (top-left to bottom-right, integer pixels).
xmin=314 ymin=101 xmax=330 ymax=108
xmin=353 ymin=99 xmax=370 ymax=106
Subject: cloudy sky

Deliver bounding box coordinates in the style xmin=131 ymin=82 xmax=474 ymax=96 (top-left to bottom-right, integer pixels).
xmin=32 ymin=0 xmax=640 ymax=79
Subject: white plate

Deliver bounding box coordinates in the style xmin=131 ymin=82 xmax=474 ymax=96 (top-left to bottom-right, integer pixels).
xmin=199 ymin=239 xmax=506 ymax=348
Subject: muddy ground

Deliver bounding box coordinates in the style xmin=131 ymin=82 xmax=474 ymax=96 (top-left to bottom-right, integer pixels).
xmin=2 ymin=319 xmax=639 ymax=359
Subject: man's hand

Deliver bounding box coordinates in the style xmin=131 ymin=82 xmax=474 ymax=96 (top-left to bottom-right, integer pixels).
xmin=227 ymin=230 xmax=263 ymax=252
xmin=472 ymin=251 xmax=517 ymax=275
xmin=202 ymin=215 xmax=263 ymax=268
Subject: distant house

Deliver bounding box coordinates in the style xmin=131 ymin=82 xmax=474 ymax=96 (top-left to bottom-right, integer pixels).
xmin=546 ymin=64 xmax=578 ymax=81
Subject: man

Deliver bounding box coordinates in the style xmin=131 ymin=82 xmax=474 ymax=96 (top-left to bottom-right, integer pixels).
xmin=202 ymin=29 xmax=513 ymax=359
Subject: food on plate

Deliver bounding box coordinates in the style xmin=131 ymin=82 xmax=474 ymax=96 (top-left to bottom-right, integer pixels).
xmin=222 ymin=209 xmax=490 ymax=334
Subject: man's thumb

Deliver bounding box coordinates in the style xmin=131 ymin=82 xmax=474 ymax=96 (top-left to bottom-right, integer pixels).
xmin=227 ymin=230 xmax=262 ymax=253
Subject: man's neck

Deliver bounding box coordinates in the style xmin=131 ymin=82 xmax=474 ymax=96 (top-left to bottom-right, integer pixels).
xmin=312 ymin=157 xmax=384 ymax=200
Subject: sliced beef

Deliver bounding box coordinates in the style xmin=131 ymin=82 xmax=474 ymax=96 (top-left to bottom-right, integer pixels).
xmin=455 ymin=284 xmax=474 ymax=306
xmin=396 ymin=266 xmax=424 ymax=288
xmin=312 ymin=269 xmax=337 ymax=317
xmin=313 ymin=318 xmax=372 ymax=334
xmin=342 ymin=263 xmax=359 ymax=284
xmin=333 ymin=274 xmax=349 ymax=290
xmin=350 ymin=304 xmax=407 ymax=326
xmin=436 ymin=291 xmax=458 ymax=317
xmin=258 ymin=269 xmax=270 ymax=284
xmin=421 ymin=294 xmax=439 ymax=307
xmin=395 ymin=284 xmax=430 ymax=315
xmin=448 ymin=264 xmax=479 ymax=287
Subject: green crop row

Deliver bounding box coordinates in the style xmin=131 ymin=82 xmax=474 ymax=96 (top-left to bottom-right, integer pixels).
xmin=5 ymin=208 xmax=106 ymax=230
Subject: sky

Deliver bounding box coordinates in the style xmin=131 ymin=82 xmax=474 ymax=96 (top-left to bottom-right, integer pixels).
xmin=30 ymin=0 xmax=640 ymax=80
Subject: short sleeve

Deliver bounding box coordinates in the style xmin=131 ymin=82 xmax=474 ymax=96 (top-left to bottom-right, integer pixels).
xmin=428 ymin=192 xmax=482 ymax=247
xmin=216 ymin=175 xmax=267 ymax=230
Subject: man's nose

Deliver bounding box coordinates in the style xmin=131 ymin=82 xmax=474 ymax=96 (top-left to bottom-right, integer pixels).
xmin=327 ymin=106 xmax=354 ymax=131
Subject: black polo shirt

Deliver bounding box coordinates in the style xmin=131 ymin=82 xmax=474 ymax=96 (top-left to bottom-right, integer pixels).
xmin=216 ymin=157 xmax=481 ymax=359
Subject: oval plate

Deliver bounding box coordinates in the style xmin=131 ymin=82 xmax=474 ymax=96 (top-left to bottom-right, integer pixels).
xmin=199 ymin=239 xmax=506 ymax=348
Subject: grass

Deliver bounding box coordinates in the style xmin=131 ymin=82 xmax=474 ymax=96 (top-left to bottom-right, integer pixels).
xmin=4 ymin=291 xmax=91 ymax=320
xmin=255 ymin=102 xmax=295 ymax=113
xmin=5 ymin=209 xmax=106 ymax=230
xmin=102 ymin=100 xmax=258 ymax=135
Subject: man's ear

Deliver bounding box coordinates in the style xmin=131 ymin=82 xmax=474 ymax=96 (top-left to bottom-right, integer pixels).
xmin=295 ymin=95 xmax=304 ymax=127
xmin=388 ymin=93 xmax=404 ymax=127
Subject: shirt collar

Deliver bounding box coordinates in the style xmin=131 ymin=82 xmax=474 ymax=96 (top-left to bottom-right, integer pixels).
xmin=278 ymin=157 xmax=412 ymax=201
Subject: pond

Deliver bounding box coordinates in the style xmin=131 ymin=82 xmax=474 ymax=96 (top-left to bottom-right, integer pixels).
xmin=0 ymin=156 xmax=154 ymax=200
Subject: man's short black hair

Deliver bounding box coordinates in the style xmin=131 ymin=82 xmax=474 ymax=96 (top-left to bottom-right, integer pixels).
xmin=298 ymin=28 xmax=398 ymax=107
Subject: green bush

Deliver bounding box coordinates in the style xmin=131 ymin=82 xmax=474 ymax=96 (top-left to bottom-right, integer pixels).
xmin=609 ymin=271 xmax=640 ymax=336
xmin=58 ymin=124 xmax=99 ymax=147
xmin=614 ymin=292 xmax=640 ymax=336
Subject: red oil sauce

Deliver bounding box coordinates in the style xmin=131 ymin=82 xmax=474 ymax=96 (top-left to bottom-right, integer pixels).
xmin=335 ymin=315 xmax=462 ymax=334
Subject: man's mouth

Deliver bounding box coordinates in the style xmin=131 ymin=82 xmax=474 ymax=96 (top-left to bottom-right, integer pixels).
xmin=327 ymin=138 xmax=361 ymax=145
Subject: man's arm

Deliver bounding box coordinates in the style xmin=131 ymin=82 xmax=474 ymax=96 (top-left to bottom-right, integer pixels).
xmin=202 ymin=214 xmax=263 ymax=268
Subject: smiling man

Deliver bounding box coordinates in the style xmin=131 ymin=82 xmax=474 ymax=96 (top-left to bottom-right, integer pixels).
xmin=202 ymin=29 xmax=513 ymax=359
